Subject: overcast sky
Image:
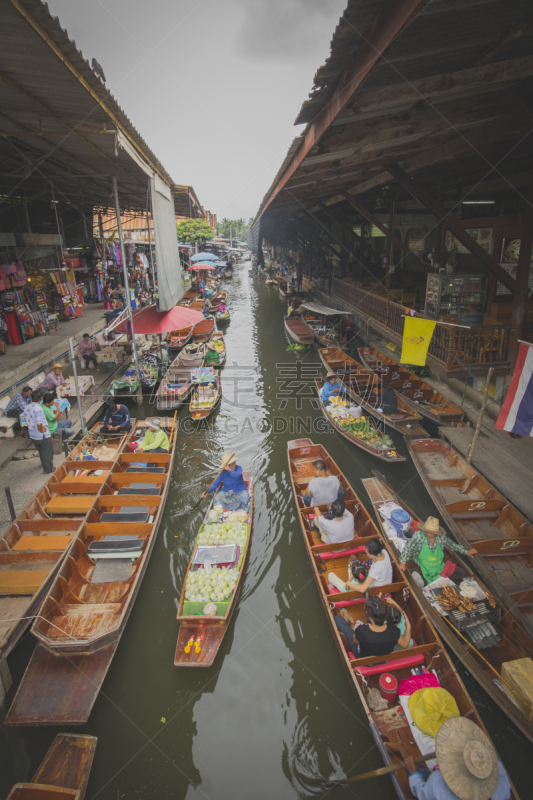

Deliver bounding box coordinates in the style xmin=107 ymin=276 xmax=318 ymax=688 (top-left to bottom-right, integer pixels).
xmin=46 ymin=0 xmax=345 ymax=221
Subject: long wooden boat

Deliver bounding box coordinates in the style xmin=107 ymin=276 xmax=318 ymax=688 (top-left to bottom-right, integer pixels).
xmin=176 ymin=342 xmax=205 ymax=368
xmin=363 ymin=473 xmax=533 ymax=744
xmin=190 ymin=373 xmax=221 ymax=420
xmin=0 ymin=425 xmax=131 ymax=657
xmin=209 ymin=292 xmax=226 ymax=311
xmin=358 ymin=347 xmax=464 ymax=424
xmin=155 ymin=355 xmax=194 ymax=411
xmin=319 ymin=347 xmax=426 ymax=436
xmin=5 ymin=417 xmax=177 ymax=726
xmin=300 ymin=314 xmax=345 ymax=349
xmin=205 ymin=332 xmax=226 ymax=367
xmin=215 ymin=311 xmax=230 ymax=324
xmin=407 ymin=437 xmax=533 ymax=639
xmin=192 ymin=317 xmax=215 ymax=343
xmin=174 ymin=474 xmax=253 ymax=667
xmin=224 ymin=269 xmax=233 ymax=279
xmin=315 ymin=379 xmax=405 ymax=463
xmin=287 ymin=439 xmax=518 ymax=800
xmin=167 ymin=325 xmax=193 ymax=349
xmin=7 ymin=733 xmax=97 ymax=800
xmin=284 ymin=316 xmax=314 ymax=345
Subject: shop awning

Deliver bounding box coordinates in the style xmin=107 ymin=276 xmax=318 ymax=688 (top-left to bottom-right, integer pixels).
xmin=300 ymin=301 xmax=350 ymax=316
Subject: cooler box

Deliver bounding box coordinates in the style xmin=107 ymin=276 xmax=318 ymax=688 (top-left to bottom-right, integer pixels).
xmin=390 ymin=508 xmax=411 ymax=538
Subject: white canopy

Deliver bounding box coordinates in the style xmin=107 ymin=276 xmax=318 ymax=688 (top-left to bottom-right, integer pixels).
xmin=300 ymin=301 xmax=350 ymax=316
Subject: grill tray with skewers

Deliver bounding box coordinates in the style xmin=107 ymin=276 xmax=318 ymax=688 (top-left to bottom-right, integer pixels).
xmin=434 ymin=587 xmax=501 ymax=632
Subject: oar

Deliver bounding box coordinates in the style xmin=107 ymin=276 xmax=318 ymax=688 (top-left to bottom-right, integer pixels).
xmin=326 ymin=752 xmax=435 ymax=785
xmin=174 ymin=467 xmax=225 ymax=516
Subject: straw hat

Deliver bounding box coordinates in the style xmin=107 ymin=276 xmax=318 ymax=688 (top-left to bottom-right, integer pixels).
xmin=52 ymin=363 xmax=63 ymax=370
xmin=147 ymin=418 xmax=161 ymax=430
xmin=326 ymin=373 xmax=337 ymax=381
xmin=436 ymin=717 xmax=499 ymax=800
xmin=221 ymin=452 xmax=237 ymax=469
xmin=422 ymin=516 xmax=440 ymax=534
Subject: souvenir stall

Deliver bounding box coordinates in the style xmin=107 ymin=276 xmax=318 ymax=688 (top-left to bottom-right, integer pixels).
xmin=0 ymin=261 xmax=50 ymax=349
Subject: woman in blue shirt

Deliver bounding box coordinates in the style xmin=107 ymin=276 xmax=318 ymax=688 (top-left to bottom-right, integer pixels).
xmin=202 ymin=453 xmax=250 ymax=511
xmin=321 ymin=373 xmax=342 ymax=405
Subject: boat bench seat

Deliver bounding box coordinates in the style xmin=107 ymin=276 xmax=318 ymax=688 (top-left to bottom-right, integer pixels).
xmin=450 ymin=511 xmax=498 ymax=520
xmin=100 ymin=512 xmax=150 ymax=523
xmin=12 ymin=535 xmax=74 ymax=552
xmin=126 ymin=467 xmax=165 ymax=473
xmin=118 ymin=487 xmax=160 ymax=495
xmin=45 ymin=496 xmax=95 ymax=515
xmin=0 ymin=569 xmax=51 ymax=594
xmin=351 ymin=652 xmax=425 ymax=676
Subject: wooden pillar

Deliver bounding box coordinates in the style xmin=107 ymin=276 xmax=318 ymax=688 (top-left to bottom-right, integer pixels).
xmin=386 ymin=199 xmax=394 ymax=291
xmin=510 ymin=169 xmax=533 ymax=362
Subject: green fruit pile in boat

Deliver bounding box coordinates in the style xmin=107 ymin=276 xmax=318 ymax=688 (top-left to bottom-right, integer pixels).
xmin=197 ymin=522 xmax=248 ymax=548
xmin=185 ymin=567 xmax=239 ymax=603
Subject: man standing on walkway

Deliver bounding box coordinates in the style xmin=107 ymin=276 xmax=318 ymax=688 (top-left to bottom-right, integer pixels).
xmin=24 ymin=391 xmax=54 ymax=473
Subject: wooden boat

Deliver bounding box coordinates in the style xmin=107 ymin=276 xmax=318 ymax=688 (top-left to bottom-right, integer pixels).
xmin=284 ymin=316 xmax=314 ymax=345
xmin=319 ymin=347 xmax=426 ymax=436
xmin=176 ymin=342 xmax=205 ymax=368
xmin=209 ymin=292 xmax=226 ymax=311
xmin=300 ymin=314 xmax=345 ymax=348
xmin=0 ymin=426 xmax=131 ymax=657
xmin=192 ymin=317 xmax=215 ymax=343
xmin=315 ymin=379 xmax=405 ymax=462
xmin=174 ymin=474 xmax=253 ymax=667
xmin=363 ymin=472 xmax=533 ymax=744
xmin=279 ymin=281 xmax=288 ymax=298
xmin=5 ymin=417 xmax=177 ymax=727
xmin=167 ymin=325 xmax=193 ymax=349
xmin=215 ymin=311 xmax=230 ymax=324
xmin=7 ymin=733 xmax=97 ymax=800
xmin=204 ymin=332 xmax=226 ymax=367
xmin=407 ymin=437 xmax=533 ymax=639
xmin=155 ymin=354 xmax=194 ymax=410
xmin=287 ymin=438 xmax=517 ymax=800
xmin=190 ymin=373 xmax=221 ymax=420
xmin=358 ymin=347 xmax=464 ymax=424
xmin=106 ymin=361 xmax=140 ymax=398
xmin=224 ymin=269 xmax=233 ymax=279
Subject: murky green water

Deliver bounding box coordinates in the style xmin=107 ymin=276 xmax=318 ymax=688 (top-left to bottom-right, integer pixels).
xmin=1 ymin=264 xmax=530 ymax=799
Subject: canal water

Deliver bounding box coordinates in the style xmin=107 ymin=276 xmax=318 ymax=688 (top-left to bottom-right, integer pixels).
xmin=1 ymin=262 xmax=530 ymax=799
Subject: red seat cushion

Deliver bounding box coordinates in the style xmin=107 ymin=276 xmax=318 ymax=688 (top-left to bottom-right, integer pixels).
xmin=312 ymin=545 xmax=366 ymax=558
xmin=331 ymin=597 xmax=366 ymax=609
xmin=353 ymin=653 xmax=425 ymax=676
xmin=327 ymin=586 xmax=341 ymax=595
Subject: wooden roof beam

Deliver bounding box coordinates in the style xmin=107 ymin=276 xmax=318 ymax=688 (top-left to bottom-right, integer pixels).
xmin=386 ymin=162 xmax=518 ymax=293
xmin=316 ymin=202 xmax=378 ymax=263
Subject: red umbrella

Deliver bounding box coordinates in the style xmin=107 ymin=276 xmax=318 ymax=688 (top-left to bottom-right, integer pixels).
xmin=113 ymin=304 xmax=204 ymax=335
xmin=187 ymin=264 xmax=215 ymax=270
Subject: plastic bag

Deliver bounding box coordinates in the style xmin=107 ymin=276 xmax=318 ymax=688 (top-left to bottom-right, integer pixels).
xmin=408 ymin=687 xmax=460 ymax=738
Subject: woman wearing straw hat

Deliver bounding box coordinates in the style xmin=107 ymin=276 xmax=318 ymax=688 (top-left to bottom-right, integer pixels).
xmin=201 ymin=453 xmax=250 ymax=511
xmin=137 ymin=418 xmax=169 ymax=453
xmin=386 ymin=716 xmax=511 ymax=799
xmin=399 ymin=516 xmax=477 ymax=586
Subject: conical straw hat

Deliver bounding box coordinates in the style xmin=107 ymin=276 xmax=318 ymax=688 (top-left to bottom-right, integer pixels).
xmin=436 ymin=717 xmax=499 ymax=800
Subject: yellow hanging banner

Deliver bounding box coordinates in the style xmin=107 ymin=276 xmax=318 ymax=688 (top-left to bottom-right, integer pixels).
xmin=400 ymin=316 xmax=436 ymax=366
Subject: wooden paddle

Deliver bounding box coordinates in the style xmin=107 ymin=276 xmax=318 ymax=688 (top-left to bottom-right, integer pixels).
xmin=174 ymin=466 xmax=225 ymax=516
xmin=327 ymin=752 xmax=435 ymax=785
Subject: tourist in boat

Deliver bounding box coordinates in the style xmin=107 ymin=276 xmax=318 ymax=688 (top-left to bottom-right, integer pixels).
xmin=399 ymin=516 xmax=477 ymax=586
xmin=101 ymin=402 xmax=132 ymax=433
xmin=301 ymin=459 xmax=340 ymax=507
xmin=386 ymin=602 xmax=414 ymax=649
xmin=202 ymin=452 xmax=250 ymax=511
xmin=313 ymin=499 xmax=354 ymax=544
xmin=320 ymin=373 xmax=342 ymax=405
xmin=334 ymin=595 xmax=412 ymax=658
xmin=41 ymin=393 xmax=75 ymax=438
xmin=202 ymin=300 xmax=211 ymax=317
xmin=345 ymin=537 xmax=393 ymax=594
xmin=38 ymin=363 xmax=66 ymax=398
xmin=386 ymin=717 xmax=511 ymax=800
xmin=137 ymin=418 xmax=169 ymax=453
xmin=378 ymin=385 xmax=398 ymax=415
xmin=204 ymin=286 xmax=214 ymax=301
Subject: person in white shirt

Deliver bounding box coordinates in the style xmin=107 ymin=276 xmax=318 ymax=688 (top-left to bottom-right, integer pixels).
xmin=24 ymin=391 xmax=54 ymax=473
xmin=301 ymin=460 xmax=340 ymax=507
xmin=344 ymin=537 xmax=392 ymax=593
xmin=314 ymin=499 xmax=354 ymax=544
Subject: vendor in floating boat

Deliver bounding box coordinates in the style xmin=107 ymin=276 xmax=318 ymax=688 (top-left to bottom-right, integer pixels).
xmin=204 ymin=344 xmax=220 ymax=366
xmin=313 ymin=499 xmax=354 ymax=544
xmin=202 ymin=300 xmax=211 ymax=317
xmin=334 ymin=596 xmax=412 ymax=659
xmin=378 ymin=385 xmax=398 ymax=415
xmin=320 ymin=373 xmax=342 ymax=405
xmin=204 ymin=286 xmax=214 ymax=300
xmin=399 ymin=516 xmax=477 ymax=586
xmin=301 ymin=459 xmax=341 ymax=507
xmin=386 ymin=717 xmax=511 ymax=800
xmin=101 ymin=402 xmax=132 ymax=433
xmin=217 ymin=302 xmax=227 ymax=313
xmin=343 ymin=537 xmax=393 ymax=594
xmin=202 ymin=452 xmax=250 ymax=511
xmin=38 ymin=363 xmax=66 ymax=398
xmin=137 ymin=418 xmax=169 ymax=453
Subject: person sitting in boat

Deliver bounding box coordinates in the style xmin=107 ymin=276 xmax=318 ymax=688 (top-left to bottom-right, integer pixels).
xmin=399 ymin=516 xmax=477 ymax=586
xmin=204 ymin=346 xmax=220 ymax=366
xmin=101 ymin=402 xmax=132 ymax=433
xmin=217 ymin=302 xmax=227 ymax=313
xmin=378 ymin=385 xmax=398 ymax=415
xmin=137 ymin=418 xmax=169 ymax=453
xmin=321 ymin=373 xmax=342 ymax=405
xmin=202 ymin=300 xmax=211 ymax=317
xmin=334 ymin=595 xmax=412 ymax=659
xmin=313 ymin=499 xmax=354 ymax=544
xmin=287 ymin=304 xmax=296 ymax=319
xmin=202 ymin=452 xmax=250 ymax=511
xmin=386 ymin=602 xmax=414 ymax=649
xmin=344 ymin=537 xmax=393 ymax=594
xmin=386 ymin=717 xmax=511 ymax=800
xmin=204 ymin=286 xmax=214 ymax=301
xmin=301 ymin=459 xmax=341 ymax=507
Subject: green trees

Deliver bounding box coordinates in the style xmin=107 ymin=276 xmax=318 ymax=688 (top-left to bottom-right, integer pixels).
xmin=217 ymin=218 xmax=253 ymax=241
xmin=176 ymin=219 xmax=215 ymax=244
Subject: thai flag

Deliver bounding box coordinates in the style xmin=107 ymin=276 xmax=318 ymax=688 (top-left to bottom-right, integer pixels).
xmin=495 ymin=342 xmax=533 ymax=436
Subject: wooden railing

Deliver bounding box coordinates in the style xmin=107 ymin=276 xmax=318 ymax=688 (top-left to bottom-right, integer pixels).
xmin=331 ymin=279 xmax=512 ymax=371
